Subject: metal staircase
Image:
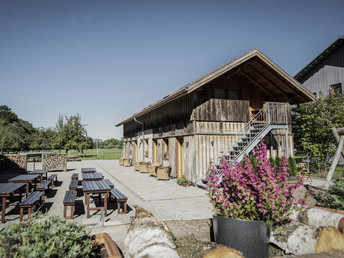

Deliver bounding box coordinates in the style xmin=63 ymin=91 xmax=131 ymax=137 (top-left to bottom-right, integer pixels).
xmin=196 ymin=102 xmax=288 ymax=188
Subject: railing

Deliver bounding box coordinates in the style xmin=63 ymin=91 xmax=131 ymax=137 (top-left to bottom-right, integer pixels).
xmin=208 ymin=102 xmax=288 ymax=171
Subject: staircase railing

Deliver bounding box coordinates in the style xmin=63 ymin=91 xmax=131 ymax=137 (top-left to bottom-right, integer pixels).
xmin=208 ymin=102 xmax=288 ymax=171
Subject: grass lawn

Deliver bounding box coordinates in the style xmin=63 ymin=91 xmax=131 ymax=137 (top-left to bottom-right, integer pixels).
xmin=25 ymin=148 xmax=123 ymax=161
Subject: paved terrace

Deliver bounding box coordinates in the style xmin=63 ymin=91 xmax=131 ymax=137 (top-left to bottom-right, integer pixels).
xmin=0 ymin=160 xmax=213 ymax=247
xmin=0 ymin=160 xmax=326 ymax=249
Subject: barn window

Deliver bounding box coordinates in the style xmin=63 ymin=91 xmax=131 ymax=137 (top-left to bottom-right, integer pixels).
xmin=228 ymin=90 xmax=241 ymax=100
xmin=330 ymin=83 xmax=342 ymax=95
xmin=214 ymin=88 xmax=225 ymax=99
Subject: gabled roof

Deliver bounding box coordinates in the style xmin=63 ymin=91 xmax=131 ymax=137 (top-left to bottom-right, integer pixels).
xmin=116 ymin=49 xmax=315 ymax=126
xmin=295 ymin=36 xmax=344 ymax=81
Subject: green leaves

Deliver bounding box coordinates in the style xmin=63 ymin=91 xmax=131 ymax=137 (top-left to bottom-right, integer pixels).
xmin=0 ymin=216 xmax=96 ymax=258
xmin=293 ymin=93 xmax=344 ymax=170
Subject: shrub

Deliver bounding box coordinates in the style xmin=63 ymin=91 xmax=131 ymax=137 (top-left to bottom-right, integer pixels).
xmin=0 ymin=216 xmax=98 ymax=258
xmin=288 ymin=156 xmax=298 ymax=176
xmin=313 ymin=178 xmax=344 ymax=210
xmin=206 ymin=141 xmax=302 ymax=227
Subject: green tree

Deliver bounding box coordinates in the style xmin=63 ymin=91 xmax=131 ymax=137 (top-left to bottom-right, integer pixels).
xmin=293 ymin=92 xmax=344 ymax=171
xmin=54 ymin=114 xmax=88 ymax=154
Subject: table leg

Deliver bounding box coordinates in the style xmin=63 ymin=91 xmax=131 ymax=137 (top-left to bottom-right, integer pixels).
xmin=104 ymin=192 xmax=108 ymax=216
xmin=1 ymin=197 xmax=6 ymax=223
xmin=25 ymin=183 xmax=29 ymax=196
xmin=86 ymin=193 xmax=90 ymax=218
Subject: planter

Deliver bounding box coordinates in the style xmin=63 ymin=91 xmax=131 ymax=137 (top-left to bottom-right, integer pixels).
xmin=212 ymin=216 xmax=269 ymax=258
xmin=139 ymin=161 xmax=150 ymax=173
xmin=123 ymin=158 xmax=131 ymax=167
xmin=157 ymin=166 xmax=171 ymax=180
xmin=94 ymin=233 xmax=122 ymax=258
xmin=134 ymin=160 xmax=142 ymax=171
xmin=149 ymin=163 xmax=161 ymax=177
xmin=119 ymin=157 xmax=124 ymax=166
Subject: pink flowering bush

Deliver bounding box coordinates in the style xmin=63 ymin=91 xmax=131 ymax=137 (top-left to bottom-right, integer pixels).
xmin=206 ymin=141 xmax=302 ymax=227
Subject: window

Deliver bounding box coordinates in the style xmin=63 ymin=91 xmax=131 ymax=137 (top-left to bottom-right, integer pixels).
xmin=214 ymin=88 xmax=225 ymax=99
xmin=228 ymin=90 xmax=241 ymax=100
xmin=330 ymin=83 xmax=342 ymax=95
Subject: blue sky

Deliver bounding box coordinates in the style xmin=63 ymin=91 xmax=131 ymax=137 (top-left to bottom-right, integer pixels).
xmin=0 ymin=0 xmax=343 ymax=140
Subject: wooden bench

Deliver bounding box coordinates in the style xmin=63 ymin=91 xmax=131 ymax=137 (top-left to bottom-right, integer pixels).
xmin=103 ymin=179 xmax=114 ymax=188
xmin=71 ymin=173 xmax=78 ymax=181
xmin=69 ymin=180 xmax=78 ymax=191
xmin=19 ymin=191 xmax=44 ymax=221
xmin=36 ymin=181 xmax=51 ymax=198
xmin=110 ymin=189 xmax=128 ymax=214
xmin=48 ymin=174 xmax=58 ymax=188
xmin=63 ymin=190 xmax=76 ymax=219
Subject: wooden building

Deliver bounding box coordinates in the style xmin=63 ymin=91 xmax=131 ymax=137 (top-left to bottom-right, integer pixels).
xmin=116 ymin=49 xmax=315 ymax=183
xmin=295 ymin=36 xmax=344 ymax=99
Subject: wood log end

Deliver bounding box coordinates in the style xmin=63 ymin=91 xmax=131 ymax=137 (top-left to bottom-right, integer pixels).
xmin=204 ymin=247 xmax=244 ymax=258
xmin=315 ymin=226 xmax=344 ymax=253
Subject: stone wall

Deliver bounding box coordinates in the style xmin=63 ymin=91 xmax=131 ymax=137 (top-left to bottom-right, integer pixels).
xmin=0 ymin=154 xmax=27 ymax=171
xmin=42 ymin=153 xmax=67 ymax=171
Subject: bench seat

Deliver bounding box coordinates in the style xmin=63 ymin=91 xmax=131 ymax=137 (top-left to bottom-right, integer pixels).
xmin=69 ymin=180 xmax=78 ymax=190
xmin=47 ymin=174 xmax=58 ymax=188
xmin=63 ymin=190 xmax=76 ymax=219
xmin=19 ymin=191 xmax=44 ymax=221
xmin=103 ymin=179 xmax=114 ymax=188
xmin=36 ymin=181 xmax=51 ymax=198
xmin=110 ymin=188 xmax=128 ymax=214
xmin=71 ymin=173 xmax=78 ymax=181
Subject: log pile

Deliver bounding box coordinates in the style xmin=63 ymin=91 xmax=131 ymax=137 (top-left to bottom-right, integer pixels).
xmin=0 ymin=154 xmax=27 ymax=171
xmin=270 ymin=206 xmax=344 ymax=255
xmin=42 ymin=153 xmax=67 ymax=171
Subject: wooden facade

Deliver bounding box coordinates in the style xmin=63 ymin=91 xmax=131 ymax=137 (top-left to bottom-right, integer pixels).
xmin=117 ymin=49 xmax=315 ymax=183
xmin=295 ymin=36 xmax=344 ymax=98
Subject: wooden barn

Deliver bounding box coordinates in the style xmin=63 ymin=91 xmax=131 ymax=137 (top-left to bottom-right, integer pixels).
xmin=295 ymin=36 xmax=344 ymax=98
xmin=116 ymin=49 xmax=315 ymax=183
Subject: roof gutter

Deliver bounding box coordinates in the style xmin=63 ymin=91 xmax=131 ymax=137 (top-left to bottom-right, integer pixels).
xmin=115 ymin=86 xmax=188 ymax=126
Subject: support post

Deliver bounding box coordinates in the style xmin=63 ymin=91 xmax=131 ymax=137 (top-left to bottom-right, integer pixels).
xmin=324 ymin=136 xmax=344 ymax=189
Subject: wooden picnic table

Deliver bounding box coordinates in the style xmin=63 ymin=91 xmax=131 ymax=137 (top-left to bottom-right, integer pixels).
xmin=82 ymin=172 xmax=104 ymax=181
xmin=27 ymin=169 xmax=49 ymax=182
xmin=82 ymin=180 xmax=111 ymax=218
xmin=8 ymin=174 xmax=39 ymax=194
xmin=81 ymin=168 xmax=97 ymax=173
xmin=0 ymin=182 xmax=26 ymax=223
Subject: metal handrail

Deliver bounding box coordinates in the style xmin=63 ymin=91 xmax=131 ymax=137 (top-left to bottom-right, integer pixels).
xmin=208 ymin=102 xmax=288 ymax=172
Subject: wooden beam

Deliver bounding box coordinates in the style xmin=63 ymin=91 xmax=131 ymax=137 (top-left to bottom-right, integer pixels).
xmin=245 ymin=63 xmax=289 ymax=96
xmin=249 ymin=61 xmax=305 ymax=102
xmin=240 ymin=69 xmax=274 ymax=97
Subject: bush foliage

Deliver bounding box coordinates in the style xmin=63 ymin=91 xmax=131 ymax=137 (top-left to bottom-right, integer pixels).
xmin=313 ymin=178 xmax=344 ymax=210
xmin=0 ymin=216 xmax=98 ymax=258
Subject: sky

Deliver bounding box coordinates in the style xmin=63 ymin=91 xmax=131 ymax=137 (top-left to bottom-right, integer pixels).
xmin=0 ymin=0 xmax=343 ymax=140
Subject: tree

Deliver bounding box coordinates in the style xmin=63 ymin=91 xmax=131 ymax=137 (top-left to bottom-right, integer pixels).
xmin=54 ymin=114 xmax=88 ymax=154
xmin=293 ymin=92 xmax=344 ymax=171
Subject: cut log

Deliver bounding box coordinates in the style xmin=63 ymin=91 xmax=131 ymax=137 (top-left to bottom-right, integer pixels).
xmin=289 ymin=207 xmax=344 ymax=233
xmin=315 ymin=227 xmax=344 ymax=253
xmin=123 ymin=205 xmax=178 ymax=258
xmin=270 ymin=221 xmax=318 ymax=255
xmin=204 ymin=247 xmax=244 ymax=258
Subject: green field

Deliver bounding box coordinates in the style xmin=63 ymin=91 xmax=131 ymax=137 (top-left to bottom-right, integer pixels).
xmin=25 ymin=148 xmax=123 ymax=161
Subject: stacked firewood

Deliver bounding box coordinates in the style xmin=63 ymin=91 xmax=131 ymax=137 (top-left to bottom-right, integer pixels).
xmin=0 ymin=154 xmax=27 ymax=171
xmin=42 ymin=153 xmax=67 ymax=171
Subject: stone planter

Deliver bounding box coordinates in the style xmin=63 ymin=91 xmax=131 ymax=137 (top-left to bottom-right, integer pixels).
xmin=119 ymin=157 xmax=124 ymax=166
xmin=94 ymin=233 xmax=122 ymax=258
xmin=139 ymin=161 xmax=150 ymax=173
xmin=157 ymin=166 xmax=171 ymax=180
xmin=134 ymin=160 xmax=142 ymax=171
xmin=149 ymin=163 xmax=161 ymax=177
xmin=212 ymin=216 xmax=269 ymax=258
xmin=123 ymin=158 xmax=131 ymax=167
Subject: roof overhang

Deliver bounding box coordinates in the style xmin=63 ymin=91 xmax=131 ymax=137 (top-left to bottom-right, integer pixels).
xmin=116 ymin=49 xmax=315 ymax=126
xmin=295 ymin=36 xmax=344 ymax=81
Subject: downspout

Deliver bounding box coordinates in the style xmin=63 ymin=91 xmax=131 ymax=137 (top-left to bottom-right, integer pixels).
xmin=133 ymin=117 xmax=144 ymax=160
